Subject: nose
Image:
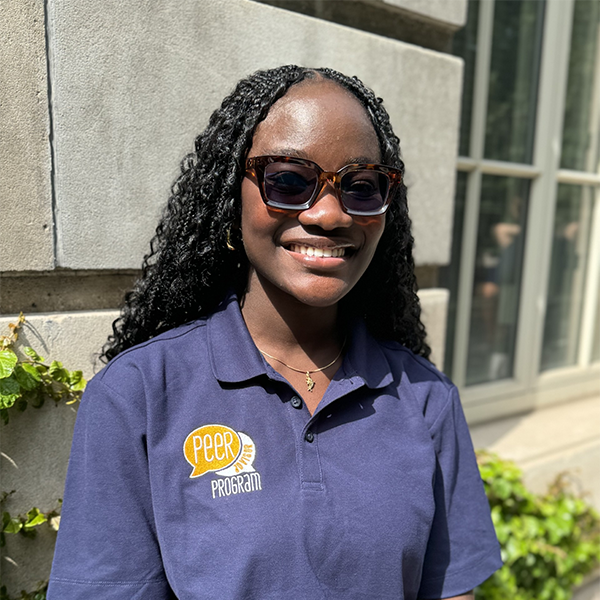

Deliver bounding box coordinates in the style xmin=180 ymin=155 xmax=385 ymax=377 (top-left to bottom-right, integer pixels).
xmin=297 ymin=181 xmax=354 ymax=230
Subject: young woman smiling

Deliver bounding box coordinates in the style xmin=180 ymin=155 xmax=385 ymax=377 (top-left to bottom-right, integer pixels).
xmin=48 ymin=66 xmax=501 ymax=600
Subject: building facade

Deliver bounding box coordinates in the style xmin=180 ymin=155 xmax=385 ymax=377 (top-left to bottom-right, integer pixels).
xmin=1 ymin=0 xmax=598 ymax=595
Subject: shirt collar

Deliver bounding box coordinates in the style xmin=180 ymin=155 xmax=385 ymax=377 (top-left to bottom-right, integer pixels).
xmin=208 ymin=293 xmax=394 ymax=390
xmin=343 ymin=318 xmax=394 ymax=390
xmin=208 ymin=293 xmax=268 ymax=383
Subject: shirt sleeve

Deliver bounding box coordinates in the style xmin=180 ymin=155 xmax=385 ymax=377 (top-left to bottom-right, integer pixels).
xmin=47 ymin=374 xmax=176 ymax=600
xmin=417 ymin=385 xmax=502 ymax=599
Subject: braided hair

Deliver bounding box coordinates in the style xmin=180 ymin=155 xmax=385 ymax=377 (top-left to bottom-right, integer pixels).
xmin=101 ymin=65 xmax=431 ymax=362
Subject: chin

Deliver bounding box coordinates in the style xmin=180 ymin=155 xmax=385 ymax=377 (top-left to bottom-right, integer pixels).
xmin=283 ymin=282 xmax=352 ymax=308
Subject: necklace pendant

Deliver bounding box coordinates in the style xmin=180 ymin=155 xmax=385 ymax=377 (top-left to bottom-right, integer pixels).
xmin=306 ymin=372 xmax=315 ymax=392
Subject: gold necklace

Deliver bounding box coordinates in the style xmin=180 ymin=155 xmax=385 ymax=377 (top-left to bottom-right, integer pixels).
xmin=258 ymin=341 xmax=345 ymax=393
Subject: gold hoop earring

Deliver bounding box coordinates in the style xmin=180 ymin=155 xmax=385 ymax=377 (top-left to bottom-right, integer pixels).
xmin=226 ymin=228 xmax=235 ymax=251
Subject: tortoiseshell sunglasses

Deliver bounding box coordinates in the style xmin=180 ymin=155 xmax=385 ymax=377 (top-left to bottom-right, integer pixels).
xmin=245 ymin=155 xmax=403 ymax=216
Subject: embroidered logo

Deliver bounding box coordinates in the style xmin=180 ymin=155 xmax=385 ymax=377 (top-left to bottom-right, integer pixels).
xmin=183 ymin=424 xmax=262 ymax=499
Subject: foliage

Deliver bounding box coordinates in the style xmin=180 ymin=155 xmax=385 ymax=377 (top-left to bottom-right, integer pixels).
xmin=0 ymin=490 xmax=56 ymax=600
xmin=477 ymin=451 xmax=600 ymax=600
xmin=0 ymin=582 xmax=47 ymax=600
xmin=1 ymin=316 xmax=84 ymax=600
xmin=1 ymin=492 xmax=61 ymax=547
xmin=0 ymin=314 xmax=86 ymax=424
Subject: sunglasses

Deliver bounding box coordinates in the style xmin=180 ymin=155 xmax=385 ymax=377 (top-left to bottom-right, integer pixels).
xmin=245 ymin=155 xmax=403 ymax=216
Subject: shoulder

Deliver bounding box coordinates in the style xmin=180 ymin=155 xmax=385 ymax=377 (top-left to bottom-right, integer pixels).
xmin=93 ymin=319 xmax=209 ymax=396
xmin=378 ymin=339 xmax=459 ymax=432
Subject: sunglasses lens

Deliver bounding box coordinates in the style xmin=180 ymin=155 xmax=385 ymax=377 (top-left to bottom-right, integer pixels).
xmin=341 ymin=171 xmax=389 ymax=214
xmin=263 ymin=163 xmax=318 ymax=207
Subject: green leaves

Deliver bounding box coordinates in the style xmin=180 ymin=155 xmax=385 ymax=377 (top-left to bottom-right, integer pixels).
xmin=0 ymin=350 xmax=18 ymax=379
xmin=0 ymin=318 xmax=87 ymax=424
xmin=23 ymin=347 xmax=43 ymax=362
xmin=0 ymin=499 xmax=61 ymax=598
xmin=1 ymin=501 xmax=59 ymax=541
xmin=23 ymin=508 xmax=47 ymax=530
xmin=0 ymin=581 xmax=48 ymax=600
xmin=0 ymin=377 xmax=20 ymax=410
xmin=0 ymin=316 xmax=70 ymax=600
xmin=68 ymin=370 xmax=86 ymax=392
xmin=48 ymin=361 xmax=69 ymax=383
xmin=13 ymin=364 xmax=41 ymax=391
xmin=476 ymin=452 xmax=600 ymax=600
xmin=2 ymin=512 xmax=22 ymax=534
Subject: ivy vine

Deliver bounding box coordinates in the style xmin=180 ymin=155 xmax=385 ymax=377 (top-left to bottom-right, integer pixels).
xmin=477 ymin=451 xmax=600 ymax=600
xmin=0 ymin=314 xmax=86 ymax=425
xmin=1 ymin=315 xmax=86 ymax=600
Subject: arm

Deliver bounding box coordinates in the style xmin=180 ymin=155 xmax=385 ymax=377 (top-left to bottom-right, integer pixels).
xmin=417 ymin=386 xmax=502 ymax=598
xmin=48 ymin=375 xmax=175 ymax=599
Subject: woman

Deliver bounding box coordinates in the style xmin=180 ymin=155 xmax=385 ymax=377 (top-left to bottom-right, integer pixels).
xmin=48 ymin=66 xmax=501 ymax=600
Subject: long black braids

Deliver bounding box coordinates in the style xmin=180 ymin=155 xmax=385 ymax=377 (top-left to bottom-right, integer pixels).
xmin=101 ymin=65 xmax=431 ymax=362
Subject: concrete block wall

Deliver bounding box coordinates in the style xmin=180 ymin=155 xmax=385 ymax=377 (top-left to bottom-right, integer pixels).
xmin=0 ymin=0 xmax=54 ymax=272
xmin=46 ymin=0 xmax=462 ymax=270
xmin=1 ymin=1 xmax=462 ymax=592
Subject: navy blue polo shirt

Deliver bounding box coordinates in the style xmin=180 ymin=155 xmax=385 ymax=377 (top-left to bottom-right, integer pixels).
xmin=48 ymin=294 xmax=501 ymax=600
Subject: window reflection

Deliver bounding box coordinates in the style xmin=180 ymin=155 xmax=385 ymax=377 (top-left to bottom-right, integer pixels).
xmin=561 ymin=0 xmax=600 ymax=172
xmin=484 ymin=0 xmax=545 ymax=164
xmin=592 ymin=292 xmax=600 ymax=363
xmin=452 ymin=0 xmax=479 ymax=157
xmin=440 ymin=172 xmax=468 ymax=377
xmin=466 ymin=176 xmax=530 ymax=385
xmin=541 ymin=185 xmax=594 ymax=370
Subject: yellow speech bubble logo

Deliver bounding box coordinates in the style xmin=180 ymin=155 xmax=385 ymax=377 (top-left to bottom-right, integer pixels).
xmin=183 ymin=424 xmax=242 ymax=478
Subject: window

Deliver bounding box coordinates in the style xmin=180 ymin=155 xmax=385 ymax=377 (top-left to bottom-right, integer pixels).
xmin=443 ymin=0 xmax=600 ymax=421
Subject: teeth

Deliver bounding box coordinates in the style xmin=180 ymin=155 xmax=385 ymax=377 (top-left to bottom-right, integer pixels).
xmin=290 ymin=244 xmax=346 ymax=257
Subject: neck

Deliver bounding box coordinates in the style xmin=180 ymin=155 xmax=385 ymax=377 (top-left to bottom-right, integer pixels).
xmin=240 ymin=273 xmax=342 ymax=360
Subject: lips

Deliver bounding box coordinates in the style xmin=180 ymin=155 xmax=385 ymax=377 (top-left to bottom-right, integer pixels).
xmin=288 ymin=244 xmax=347 ymax=258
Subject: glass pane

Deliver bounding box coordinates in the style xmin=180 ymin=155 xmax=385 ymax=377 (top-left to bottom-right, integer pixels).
xmin=439 ymin=172 xmax=469 ymax=377
xmin=592 ymin=290 xmax=600 ymax=363
xmin=484 ymin=0 xmax=545 ymax=164
xmin=466 ymin=176 xmax=530 ymax=385
xmin=560 ymin=0 xmax=600 ymax=172
xmin=452 ymin=0 xmax=479 ymax=157
xmin=541 ymin=185 xmax=594 ymax=371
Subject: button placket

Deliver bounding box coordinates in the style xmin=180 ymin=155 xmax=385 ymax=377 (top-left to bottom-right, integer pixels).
xmin=299 ymin=419 xmax=323 ymax=490
xmin=282 ymin=375 xmax=369 ymax=492
xmin=282 ymin=393 xmax=324 ymax=490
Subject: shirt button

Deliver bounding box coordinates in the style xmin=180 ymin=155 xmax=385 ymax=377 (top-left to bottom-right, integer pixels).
xmin=291 ymin=396 xmax=303 ymax=409
xmin=305 ymin=431 xmax=315 ymax=443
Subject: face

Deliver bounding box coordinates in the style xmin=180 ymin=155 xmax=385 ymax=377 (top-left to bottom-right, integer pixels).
xmin=241 ymin=79 xmax=385 ymax=308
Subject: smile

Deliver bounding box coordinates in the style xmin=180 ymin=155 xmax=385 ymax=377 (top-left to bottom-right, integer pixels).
xmin=288 ymin=244 xmax=347 ymax=258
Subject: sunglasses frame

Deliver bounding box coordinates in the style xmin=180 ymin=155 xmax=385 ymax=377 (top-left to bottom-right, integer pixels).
xmin=245 ymin=155 xmax=403 ymax=216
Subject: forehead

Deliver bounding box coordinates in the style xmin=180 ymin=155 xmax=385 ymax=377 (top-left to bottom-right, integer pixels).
xmin=249 ymin=80 xmax=381 ymax=166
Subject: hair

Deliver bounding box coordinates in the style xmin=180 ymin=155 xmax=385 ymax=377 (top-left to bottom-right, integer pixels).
xmin=101 ymin=65 xmax=431 ymax=363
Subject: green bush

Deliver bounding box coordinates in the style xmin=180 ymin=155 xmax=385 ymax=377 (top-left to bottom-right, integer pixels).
xmin=477 ymin=451 xmax=600 ymax=600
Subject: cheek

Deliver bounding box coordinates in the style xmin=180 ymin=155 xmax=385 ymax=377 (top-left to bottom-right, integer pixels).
xmin=356 ymin=215 xmax=386 ymax=257
xmin=240 ymin=178 xmax=269 ymax=238
xmin=240 ymin=178 xmax=289 ymax=258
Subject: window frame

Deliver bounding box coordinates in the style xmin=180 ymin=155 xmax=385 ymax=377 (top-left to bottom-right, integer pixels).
xmin=450 ymin=0 xmax=600 ymax=424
